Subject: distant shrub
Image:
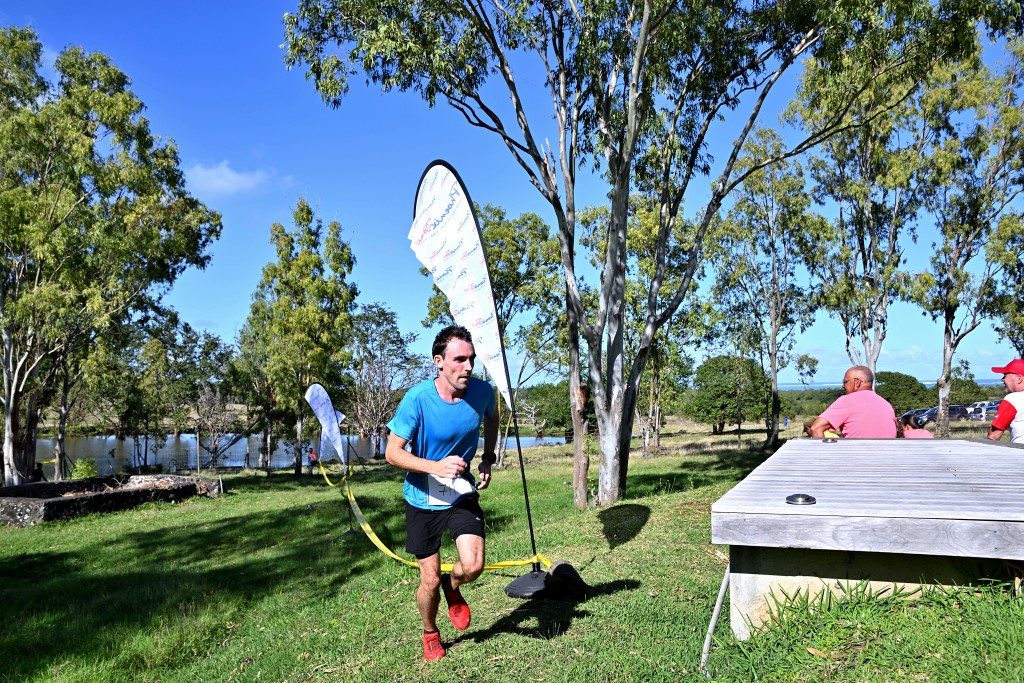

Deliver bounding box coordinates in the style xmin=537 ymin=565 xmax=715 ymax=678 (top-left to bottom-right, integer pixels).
xmin=71 ymin=458 xmax=99 ymax=479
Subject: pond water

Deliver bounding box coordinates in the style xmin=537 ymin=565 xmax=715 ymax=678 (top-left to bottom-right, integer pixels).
xmin=34 ymin=433 xmax=566 ymax=477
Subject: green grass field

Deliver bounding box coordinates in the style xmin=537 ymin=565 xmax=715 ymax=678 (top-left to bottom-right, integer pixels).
xmin=1 ymin=424 xmax=1020 ymax=682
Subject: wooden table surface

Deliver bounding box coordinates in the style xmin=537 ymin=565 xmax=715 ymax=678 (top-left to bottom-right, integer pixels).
xmin=711 ymin=438 xmax=1024 ymax=560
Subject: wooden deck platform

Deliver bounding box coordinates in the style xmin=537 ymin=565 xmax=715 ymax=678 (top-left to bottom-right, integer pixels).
xmin=711 ymin=438 xmax=1024 ymax=638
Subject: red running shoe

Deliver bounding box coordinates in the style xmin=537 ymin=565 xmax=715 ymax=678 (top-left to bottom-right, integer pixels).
xmin=441 ymin=574 xmax=471 ymax=630
xmin=422 ymin=630 xmax=445 ymax=661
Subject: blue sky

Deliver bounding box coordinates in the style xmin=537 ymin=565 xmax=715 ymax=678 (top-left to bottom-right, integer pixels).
xmin=3 ymin=2 xmax=1018 ymax=388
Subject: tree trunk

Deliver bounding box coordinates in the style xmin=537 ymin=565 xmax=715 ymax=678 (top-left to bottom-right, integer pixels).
xmin=596 ymin=409 xmax=624 ymax=506
xmin=18 ymin=393 xmax=40 ymax=480
xmin=293 ymin=415 xmax=303 ymax=476
xmin=935 ymin=311 xmax=957 ymax=438
xmin=262 ymin=428 xmax=271 ymax=470
xmin=3 ymin=396 xmax=21 ymax=486
xmin=55 ymin=377 xmax=72 ymax=483
xmin=765 ymin=355 xmax=781 ymax=451
xmin=568 ymin=293 xmax=590 ymax=509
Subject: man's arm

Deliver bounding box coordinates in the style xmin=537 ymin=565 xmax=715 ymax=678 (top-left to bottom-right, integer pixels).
xmin=987 ymin=400 xmax=1015 ymax=442
xmin=806 ymin=416 xmax=835 ymax=438
xmin=385 ymin=433 xmax=466 ymax=479
xmin=476 ymin=403 xmax=500 ymax=490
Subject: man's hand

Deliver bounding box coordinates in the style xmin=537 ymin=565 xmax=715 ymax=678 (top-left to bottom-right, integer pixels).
xmin=434 ymin=455 xmax=467 ymax=479
xmin=806 ymin=416 xmax=835 ymax=438
xmin=476 ymin=461 xmax=492 ymax=490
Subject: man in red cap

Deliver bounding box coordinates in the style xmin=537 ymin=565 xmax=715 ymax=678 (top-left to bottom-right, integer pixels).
xmin=986 ymin=359 xmax=1024 ymax=445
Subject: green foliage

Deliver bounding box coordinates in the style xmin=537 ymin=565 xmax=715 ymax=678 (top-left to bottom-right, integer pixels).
xmin=795 ymin=354 xmax=819 ymax=387
xmin=347 ymin=303 xmax=427 ymax=454
xmin=241 ymin=199 xmax=359 ymax=473
xmin=779 ymin=387 xmax=839 ymax=418
xmin=875 ymin=371 xmax=932 ymax=414
xmin=946 ymin=362 xmax=990 ymax=406
xmin=0 ymin=27 xmax=220 ymax=483
xmin=69 ymin=458 xmax=99 ymax=480
xmin=518 ymin=381 xmax=577 ymax=434
xmin=685 ymin=356 xmax=769 ymax=432
xmin=284 ymin=0 xmax=1017 ymax=504
xmin=908 ymin=38 xmax=1024 ymax=426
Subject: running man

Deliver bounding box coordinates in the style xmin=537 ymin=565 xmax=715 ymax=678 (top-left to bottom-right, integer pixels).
xmin=385 ymin=325 xmax=499 ymax=660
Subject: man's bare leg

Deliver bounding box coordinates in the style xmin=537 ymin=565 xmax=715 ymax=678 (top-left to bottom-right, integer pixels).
xmin=449 ymin=533 xmax=485 ymax=590
xmin=416 ymin=553 xmax=442 ymax=630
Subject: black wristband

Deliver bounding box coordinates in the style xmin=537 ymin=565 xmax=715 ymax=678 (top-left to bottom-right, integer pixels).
xmin=480 ymin=452 xmax=497 ymax=465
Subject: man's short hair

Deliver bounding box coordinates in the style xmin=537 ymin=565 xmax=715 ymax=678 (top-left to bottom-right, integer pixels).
xmin=850 ymin=365 xmax=874 ymax=387
xmin=432 ymin=325 xmax=473 ymax=359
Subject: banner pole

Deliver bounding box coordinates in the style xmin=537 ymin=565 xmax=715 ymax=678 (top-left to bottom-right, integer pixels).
xmin=506 ymin=395 xmax=540 ymax=572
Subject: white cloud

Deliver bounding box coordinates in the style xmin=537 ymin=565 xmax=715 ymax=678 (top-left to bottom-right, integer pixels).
xmin=186 ymin=161 xmax=269 ymax=196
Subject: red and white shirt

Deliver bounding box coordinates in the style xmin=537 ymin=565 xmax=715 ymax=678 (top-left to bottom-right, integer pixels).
xmin=991 ymin=391 xmax=1024 ymax=444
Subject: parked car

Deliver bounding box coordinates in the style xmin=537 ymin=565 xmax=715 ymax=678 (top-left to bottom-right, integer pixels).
xmin=948 ymin=405 xmax=969 ymax=421
xmin=967 ymin=400 xmax=989 ymax=418
xmin=918 ymin=405 xmax=970 ymax=423
xmin=969 ymin=401 xmax=1001 ymax=421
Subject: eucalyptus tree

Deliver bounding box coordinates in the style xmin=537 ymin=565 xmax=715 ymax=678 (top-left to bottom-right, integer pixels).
xmin=795 ymin=354 xmax=819 ymax=387
xmin=246 ymin=199 xmax=358 ymax=475
xmin=179 ymin=328 xmax=243 ymax=467
xmin=712 ymin=129 xmax=824 ymax=448
xmin=0 ymin=28 xmax=221 ymax=484
xmin=686 ymin=355 xmax=770 ymax=437
xmin=285 ymin=0 xmax=1004 ymax=504
xmin=996 ymin=307 xmax=1024 ymax=356
xmin=348 ymin=303 xmax=424 ymax=458
xmin=230 ymin=307 xmax=282 ymax=469
xmin=579 ymin=198 xmax=702 ymax=459
xmin=911 ymin=40 xmax=1024 ymax=436
xmin=791 ymin=56 xmax=937 ymax=374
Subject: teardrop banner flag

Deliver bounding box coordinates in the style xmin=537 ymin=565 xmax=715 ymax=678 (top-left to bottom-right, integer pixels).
xmin=409 ymin=160 xmax=512 ymax=409
xmin=304 ymin=383 xmax=347 ymax=474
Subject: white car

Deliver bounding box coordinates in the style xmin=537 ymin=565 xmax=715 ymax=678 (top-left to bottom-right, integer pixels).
xmin=967 ymin=401 xmax=988 ymax=418
xmin=968 ymin=400 xmax=1000 ymax=421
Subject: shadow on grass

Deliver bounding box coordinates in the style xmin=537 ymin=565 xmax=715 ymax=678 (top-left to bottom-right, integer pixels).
xmin=624 ymin=448 xmax=768 ymax=500
xmin=598 ymin=504 xmax=651 ymax=549
xmin=454 ymin=578 xmax=642 ymax=645
xmin=223 ymin=461 xmax=403 ymax=495
xmin=0 ymin=502 xmax=381 ymax=680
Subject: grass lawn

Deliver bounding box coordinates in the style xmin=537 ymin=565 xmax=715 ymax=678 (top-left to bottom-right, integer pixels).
xmin=1 ymin=424 xmax=1020 ymax=682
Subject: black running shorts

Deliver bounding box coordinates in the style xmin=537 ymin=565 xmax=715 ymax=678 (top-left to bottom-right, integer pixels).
xmin=405 ymin=493 xmax=485 ymax=559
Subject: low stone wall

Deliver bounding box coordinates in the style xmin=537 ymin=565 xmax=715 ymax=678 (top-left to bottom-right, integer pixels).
xmin=0 ymin=475 xmax=222 ymax=527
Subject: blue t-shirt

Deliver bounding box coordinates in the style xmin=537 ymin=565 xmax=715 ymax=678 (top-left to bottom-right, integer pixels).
xmin=387 ymin=377 xmax=496 ymax=510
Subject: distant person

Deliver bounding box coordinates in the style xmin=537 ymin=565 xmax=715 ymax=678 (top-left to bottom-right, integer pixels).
xmin=28 ymin=463 xmax=46 ymax=482
xmin=900 ymin=414 xmax=933 ymax=439
xmin=986 ymin=359 xmax=1024 ymax=444
xmin=806 ymin=366 xmax=897 ymax=438
xmin=308 ymin=449 xmax=318 ymax=475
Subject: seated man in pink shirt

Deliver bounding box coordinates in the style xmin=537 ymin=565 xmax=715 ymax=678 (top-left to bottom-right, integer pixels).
xmin=807 ymin=365 xmax=898 ymax=438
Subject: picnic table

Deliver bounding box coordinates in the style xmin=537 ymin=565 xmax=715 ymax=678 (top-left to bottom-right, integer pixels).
xmin=710 ymin=438 xmax=1024 ymax=639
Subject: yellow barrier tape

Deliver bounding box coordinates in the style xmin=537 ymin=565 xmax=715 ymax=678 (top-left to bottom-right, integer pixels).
xmin=318 ymin=462 xmax=551 ymax=572
xmin=316 ymin=461 xmax=346 ymax=488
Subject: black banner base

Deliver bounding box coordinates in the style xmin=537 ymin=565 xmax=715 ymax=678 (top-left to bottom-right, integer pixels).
xmin=505 ymin=562 xmax=590 ymax=600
